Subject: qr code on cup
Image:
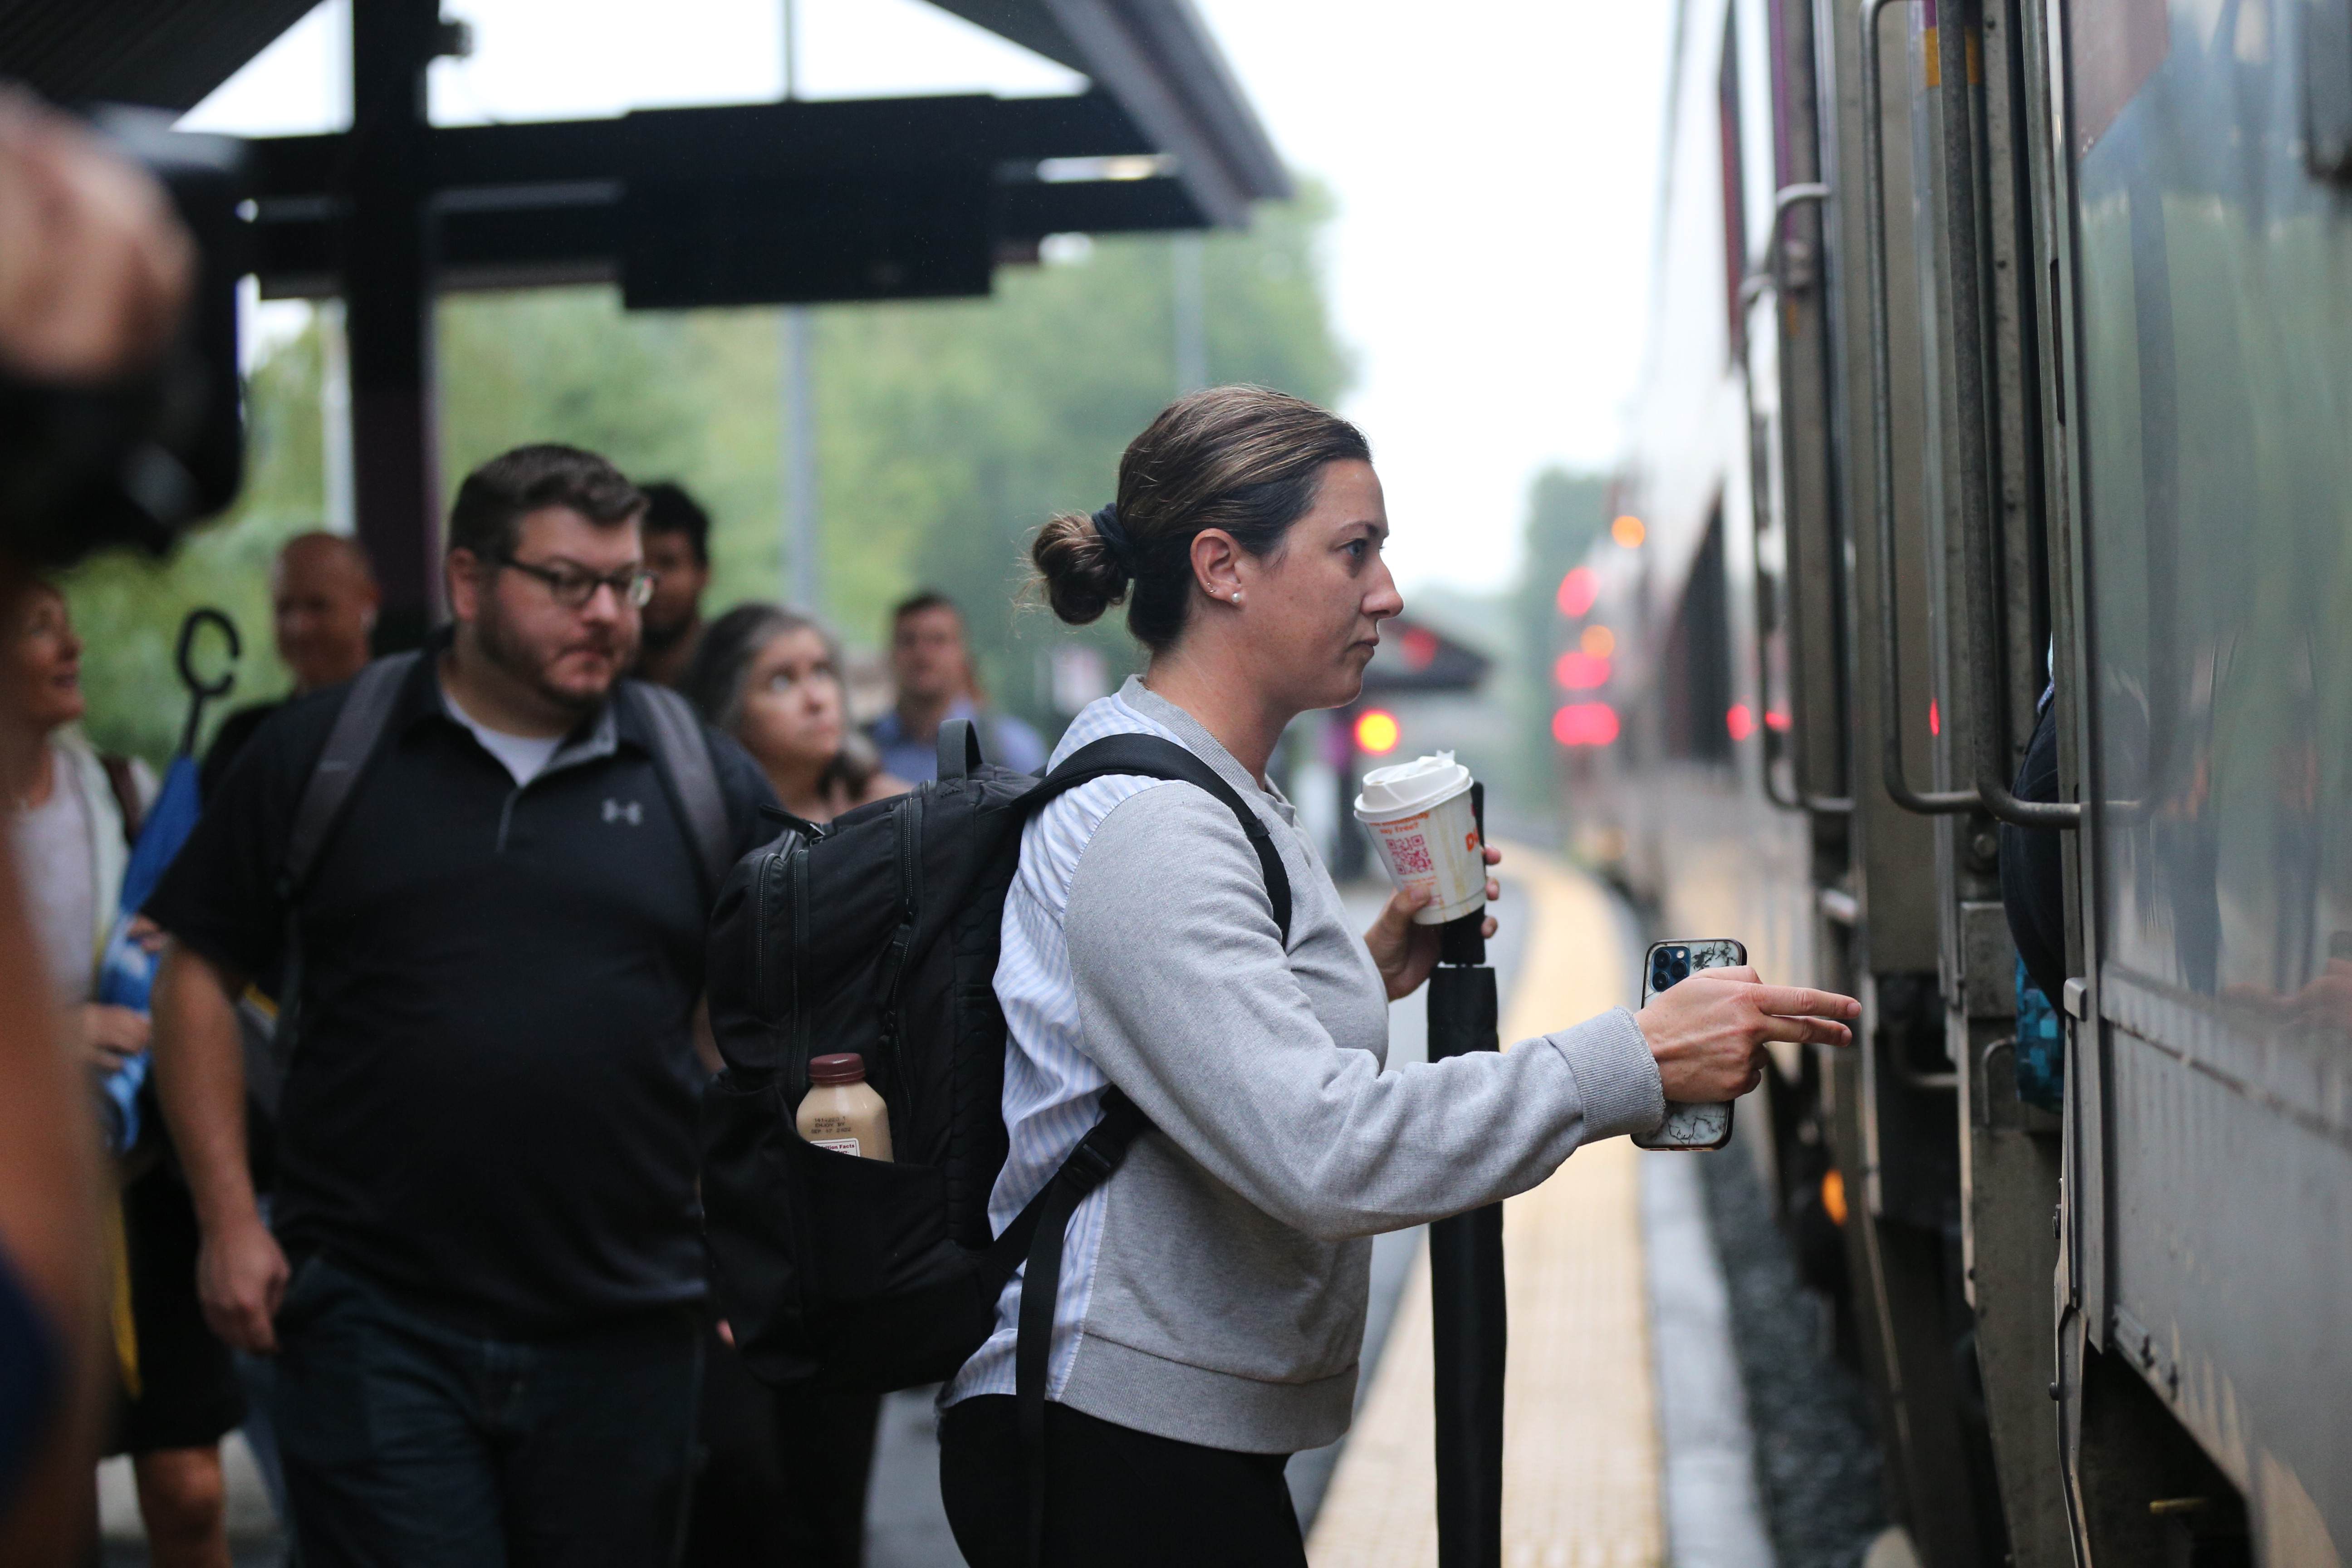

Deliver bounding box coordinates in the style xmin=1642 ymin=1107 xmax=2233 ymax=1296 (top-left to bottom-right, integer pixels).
xmin=1390 ymin=833 xmax=1435 ymax=875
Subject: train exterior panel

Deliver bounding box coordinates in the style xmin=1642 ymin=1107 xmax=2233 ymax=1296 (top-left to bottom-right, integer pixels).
xmin=1580 ymin=0 xmax=2352 ymax=1560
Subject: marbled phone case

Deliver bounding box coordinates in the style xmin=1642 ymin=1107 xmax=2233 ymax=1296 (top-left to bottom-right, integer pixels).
xmin=1630 ymin=938 xmax=1747 ymax=1151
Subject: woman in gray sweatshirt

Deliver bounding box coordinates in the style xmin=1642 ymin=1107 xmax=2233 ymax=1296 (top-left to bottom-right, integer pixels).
xmin=937 ymin=386 xmax=1860 ymax=1568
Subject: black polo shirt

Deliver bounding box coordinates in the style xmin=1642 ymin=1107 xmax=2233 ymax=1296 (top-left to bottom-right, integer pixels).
xmin=147 ymin=645 xmax=775 ymax=1337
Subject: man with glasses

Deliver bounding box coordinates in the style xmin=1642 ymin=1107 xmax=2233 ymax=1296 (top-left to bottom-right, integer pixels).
xmin=142 ymin=445 xmax=776 ymax=1568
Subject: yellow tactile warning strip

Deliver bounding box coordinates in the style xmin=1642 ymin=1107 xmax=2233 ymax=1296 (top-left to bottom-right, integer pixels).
xmin=1308 ymin=844 xmax=1662 ymax=1568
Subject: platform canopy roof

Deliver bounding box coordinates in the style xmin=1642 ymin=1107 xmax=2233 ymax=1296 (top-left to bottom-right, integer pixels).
xmin=0 ymin=0 xmax=1289 ymax=304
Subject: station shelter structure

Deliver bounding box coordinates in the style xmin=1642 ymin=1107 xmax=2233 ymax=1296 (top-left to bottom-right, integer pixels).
xmin=0 ymin=0 xmax=1290 ymax=645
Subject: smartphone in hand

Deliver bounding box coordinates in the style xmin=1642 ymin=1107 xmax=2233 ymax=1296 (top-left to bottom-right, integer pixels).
xmin=1631 ymin=939 xmax=1747 ymax=1151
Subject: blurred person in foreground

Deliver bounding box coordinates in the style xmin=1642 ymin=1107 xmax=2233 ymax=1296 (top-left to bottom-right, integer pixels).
xmin=677 ymin=604 xmax=904 ymax=1568
xmin=144 ymin=445 xmax=776 ymax=1568
xmin=636 ymin=481 xmax=714 ymax=689
xmin=6 ymin=587 xmax=249 ymax=1568
xmin=868 ymin=590 xmax=1045 ymax=781
xmin=0 ymin=83 xmax=196 ymax=1565
xmin=199 ymin=531 xmax=378 ymax=797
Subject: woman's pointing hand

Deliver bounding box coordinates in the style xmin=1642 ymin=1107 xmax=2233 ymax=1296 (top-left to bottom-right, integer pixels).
xmin=1635 ymin=965 xmax=1860 ymax=1103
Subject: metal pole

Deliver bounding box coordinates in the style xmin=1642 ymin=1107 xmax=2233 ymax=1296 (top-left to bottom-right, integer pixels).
xmin=781 ymin=309 xmax=820 ymax=612
xmin=320 ymin=299 xmax=355 ymax=535
xmin=1172 ymin=232 xmax=1206 ymax=393
xmin=1427 ymin=781 xmax=1504 ymax=1568
xmin=344 ymin=0 xmax=443 ymax=651
xmin=779 ymin=0 xmax=822 ymax=613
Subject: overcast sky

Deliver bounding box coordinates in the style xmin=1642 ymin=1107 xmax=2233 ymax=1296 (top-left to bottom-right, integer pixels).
xmin=183 ymin=0 xmax=1673 ymax=595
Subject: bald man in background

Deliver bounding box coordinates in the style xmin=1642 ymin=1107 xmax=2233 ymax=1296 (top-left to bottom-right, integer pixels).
xmin=200 ymin=533 xmax=378 ymax=797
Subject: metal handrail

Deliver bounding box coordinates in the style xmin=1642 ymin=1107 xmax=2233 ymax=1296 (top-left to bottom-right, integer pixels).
xmin=1860 ymin=0 xmax=1977 ymax=815
xmin=1858 ymin=0 xmax=2081 ymax=829
xmin=1740 ymin=181 xmax=1854 ymax=817
xmin=1736 ymin=182 xmax=1832 ymax=316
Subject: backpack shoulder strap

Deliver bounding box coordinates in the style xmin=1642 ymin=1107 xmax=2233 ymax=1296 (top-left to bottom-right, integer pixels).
xmin=283 ymin=652 xmax=417 ymax=897
xmin=630 ymin=681 xmax=731 ymax=897
xmin=988 ymin=733 xmax=1293 ymax=1564
xmin=974 ymin=1088 xmax=1152 ymax=1568
xmin=98 ymin=755 xmax=145 ymax=845
xmin=1023 ymin=733 xmax=1294 ymax=946
xmin=937 ymin=715 xmax=986 ymax=782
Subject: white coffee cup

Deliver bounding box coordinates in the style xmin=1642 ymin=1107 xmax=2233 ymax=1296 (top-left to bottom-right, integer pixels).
xmin=1352 ymin=751 xmax=1486 ymax=925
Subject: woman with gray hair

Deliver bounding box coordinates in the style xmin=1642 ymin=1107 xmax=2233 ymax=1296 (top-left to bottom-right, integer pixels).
xmin=682 ymin=603 xmax=906 ymax=824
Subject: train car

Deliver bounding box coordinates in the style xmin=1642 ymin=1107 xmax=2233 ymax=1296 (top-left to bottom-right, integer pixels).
xmin=1567 ymin=0 xmax=2352 ymax=1562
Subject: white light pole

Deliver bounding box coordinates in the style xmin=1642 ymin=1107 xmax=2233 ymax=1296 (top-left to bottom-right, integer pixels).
xmin=320 ymin=299 xmax=355 ymax=535
xmin=779 ymin=0 xmax=822 ymax=612
xmin=1172 ymin=232 xmax=1207 ymax=394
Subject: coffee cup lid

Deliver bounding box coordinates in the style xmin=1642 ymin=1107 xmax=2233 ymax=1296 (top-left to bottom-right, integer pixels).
xmin=1353 ymin=751 xmax=1471 ymax=817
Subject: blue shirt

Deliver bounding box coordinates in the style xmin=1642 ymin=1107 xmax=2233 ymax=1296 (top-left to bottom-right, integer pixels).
xmin=867 ymin=699 xmax=1047 ymax=781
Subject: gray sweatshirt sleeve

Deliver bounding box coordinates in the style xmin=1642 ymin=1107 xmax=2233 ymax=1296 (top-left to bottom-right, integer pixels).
xmin=1063 ymin=783 xmax=1666 ymax=1242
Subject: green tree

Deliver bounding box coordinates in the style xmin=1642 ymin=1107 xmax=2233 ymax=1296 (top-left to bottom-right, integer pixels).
xmin=820 ymin=191 xmax=1350 ymax=721
xmin=60 ymin=188 xmax=1349 ymax=767
xmin=58 ymin=323 xmax=332 ymax=763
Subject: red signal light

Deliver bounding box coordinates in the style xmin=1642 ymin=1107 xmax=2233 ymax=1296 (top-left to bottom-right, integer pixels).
xmin=1726 ymin=703 xmax=1756 ymax=741
xmin=1552 ymin=702 xmax=1620 ymax=747
xmin=1556 ymin=566 xmax=1599 ymax=618
xmin=1765 ymin=709 xmax=1791 ymax=732
xmin=1553 ymin=651 xmax=1612 ymax=690
xmin=1929 ymin=699 xmax=1940 ymax=737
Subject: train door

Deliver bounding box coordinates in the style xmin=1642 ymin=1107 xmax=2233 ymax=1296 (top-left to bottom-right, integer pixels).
xmin=1885 ymin=0 xmax=2079 ymax=1562
xmin=1812 ymin=0 xmax=2022 ymax=1561
xmin=1744 ymin=0 xmax=1863 ymax=1341
xmin=2043 ymin=0 xmax=2352 ymax=1559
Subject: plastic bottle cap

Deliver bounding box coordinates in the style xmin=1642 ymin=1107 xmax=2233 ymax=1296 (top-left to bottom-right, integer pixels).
xmin=1353 ymin=750 xmax=1471 ymax=818
xmin=808 ymin=1053 xmax=867 ymax=1086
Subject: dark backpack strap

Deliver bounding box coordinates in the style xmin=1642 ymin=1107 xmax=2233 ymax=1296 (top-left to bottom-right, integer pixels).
xmin=971 ymin=1089 xmax=1152 ymax=1568
xmin=1023 ymin=734 xmax=1294 ymax=946
xmin=938 ymin=715 xmax=986 ymax=782
xmin=979 ymin=735 xmax=1290 ymax=1560
xmin=630 ymin=681 xmax=731 ymax=897
xmin=98 ymin=755 xmax=144 ymax=845
xmin=284 ymin=652 xmax=416 ymax=896
xmin=272 ymin=650 xmax=417 ymax=1075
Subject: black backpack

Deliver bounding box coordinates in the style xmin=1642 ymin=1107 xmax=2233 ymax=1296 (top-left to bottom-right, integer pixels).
xmin=699 ymin=719 xmax=1294 ymax=1401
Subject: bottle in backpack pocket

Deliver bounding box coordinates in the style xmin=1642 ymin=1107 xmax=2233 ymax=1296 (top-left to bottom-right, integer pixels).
xmin=796 ymin=1054 xmax=893 ymax=1161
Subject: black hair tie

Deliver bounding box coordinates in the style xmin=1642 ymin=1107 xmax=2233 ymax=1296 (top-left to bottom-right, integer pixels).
xmin=1090 ymin=503 xmax=1134 ymax=574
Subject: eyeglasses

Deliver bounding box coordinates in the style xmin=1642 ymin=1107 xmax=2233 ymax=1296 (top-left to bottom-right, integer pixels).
xmin=495 ymin=554 xmax=657 ymax=610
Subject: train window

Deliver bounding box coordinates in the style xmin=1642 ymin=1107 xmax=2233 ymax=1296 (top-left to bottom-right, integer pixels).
xmin=1662 ymin=507 xmax=1735 ymax=763
xmin=1716 ymin=9 xmax=1749 ymax=353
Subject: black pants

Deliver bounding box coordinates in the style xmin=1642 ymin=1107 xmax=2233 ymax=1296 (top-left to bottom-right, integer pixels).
xmin=938 ymin=1395 xmax=1305 ymax=1568
xmin=681 ymin=1322 xmax=880 ymax=1568
xmin=274 ymin=1256 xmax=701 ymax=1568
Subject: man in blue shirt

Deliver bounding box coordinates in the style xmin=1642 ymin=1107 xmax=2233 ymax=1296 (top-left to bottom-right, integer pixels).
xmin=867 ymin=591 xmax=1046 ymax=779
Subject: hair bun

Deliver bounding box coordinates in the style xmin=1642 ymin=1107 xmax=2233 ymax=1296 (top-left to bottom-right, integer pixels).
xmin=1031 ymin=510 xmax=1132 ymax=625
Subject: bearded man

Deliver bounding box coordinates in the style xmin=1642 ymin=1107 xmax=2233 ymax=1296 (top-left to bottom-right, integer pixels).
xmin=142 ymin=445 xmax=776 ymax=1568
